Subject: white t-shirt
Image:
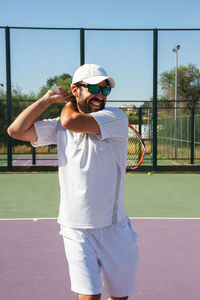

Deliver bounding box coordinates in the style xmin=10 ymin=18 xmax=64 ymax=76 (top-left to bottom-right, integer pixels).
xmin=32 ymin=107 xmax=128 ymax=228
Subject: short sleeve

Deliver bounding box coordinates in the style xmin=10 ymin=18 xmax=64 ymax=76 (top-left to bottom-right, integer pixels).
xmin=31 ymin=118 xmax=59 ymax=147
xmin=90 ymin=108 xmax=128 ymax=140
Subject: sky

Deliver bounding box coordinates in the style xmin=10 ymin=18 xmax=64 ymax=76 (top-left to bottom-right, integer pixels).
xmin=1 ymin=0 xmax=200 ymax=106
xmin=1 ymin=0 xmax=200 ymax=29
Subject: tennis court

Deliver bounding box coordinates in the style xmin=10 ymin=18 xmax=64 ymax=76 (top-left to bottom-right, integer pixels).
xmin=1 ymin=173 xmax=200 ymax=300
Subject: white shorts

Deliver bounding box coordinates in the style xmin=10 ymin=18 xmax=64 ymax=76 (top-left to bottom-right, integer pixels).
xmin=60 ymin=218 xmax=138 ymax=297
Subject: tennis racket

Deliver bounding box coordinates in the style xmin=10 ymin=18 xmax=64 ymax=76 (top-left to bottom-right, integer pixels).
xmin=127 ymin=124 xmax=146 ymax=169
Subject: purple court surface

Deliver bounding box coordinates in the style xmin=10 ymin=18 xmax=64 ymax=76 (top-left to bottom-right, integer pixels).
xmin=0 ymin=218 xmax=200 ymax=300
xmin=13 ymin=158 xmax=58 ymax=166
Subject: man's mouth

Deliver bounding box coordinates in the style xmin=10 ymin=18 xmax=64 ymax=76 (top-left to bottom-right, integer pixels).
xmin=90 ymin=99 xmax=104 ymax=109
xmin=91 ymin=100 xmax=103 ymax=107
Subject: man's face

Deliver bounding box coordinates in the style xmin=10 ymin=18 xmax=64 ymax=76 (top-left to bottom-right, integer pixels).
xmin=75 ymin=80 xmax=108 ymax=114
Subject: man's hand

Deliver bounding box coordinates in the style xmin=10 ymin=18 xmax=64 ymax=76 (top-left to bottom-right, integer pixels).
xmin=46 ymin=87 xmax=75 ymax=104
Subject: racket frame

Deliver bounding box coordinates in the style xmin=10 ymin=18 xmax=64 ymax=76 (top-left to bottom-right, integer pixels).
xmin=128 ymin=123 xmax=146 ymax=169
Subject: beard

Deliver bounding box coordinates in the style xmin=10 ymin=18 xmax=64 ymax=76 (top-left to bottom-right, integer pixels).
xmin=77 ymin=96 xmax=105 ymax=114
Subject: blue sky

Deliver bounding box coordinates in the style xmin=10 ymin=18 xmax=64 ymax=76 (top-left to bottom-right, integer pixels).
xmin=1 ymin=0 xmax=200 ymax=29
xmin=1 ymin=0 xmax=200 ymax=106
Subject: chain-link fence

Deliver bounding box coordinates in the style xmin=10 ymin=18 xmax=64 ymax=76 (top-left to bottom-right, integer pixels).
xmin=0 ymin=27 xmax=200 ymax=171
xmin=157 ymin=108 xmax=200 ymax=165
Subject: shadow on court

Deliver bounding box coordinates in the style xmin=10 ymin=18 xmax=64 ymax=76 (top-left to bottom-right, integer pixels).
xmin=0 ymin=218 xmax=200 ymax=300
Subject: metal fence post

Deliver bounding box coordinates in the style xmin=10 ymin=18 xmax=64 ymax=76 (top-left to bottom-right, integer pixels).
xmin=152 ymin=29 xmax=158 ymax=171
xmin=32 ymin=147 xmax=36 ymax=165
xmin=190 ymin=106 xmax=195 ymax=164
xmin=80 ymin=28 xmax=85 ymax=66
xmin=138 ymin=107 xmax=142 ymax=135
xmin=5 ymin=26 xmax=12 ymax=170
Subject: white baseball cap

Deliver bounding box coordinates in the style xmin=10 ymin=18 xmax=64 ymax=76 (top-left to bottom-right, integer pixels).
xmin=72 ymin=64 xmax=115 ymax=88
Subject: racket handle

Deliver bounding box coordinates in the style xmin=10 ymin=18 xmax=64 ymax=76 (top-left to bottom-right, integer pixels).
xmin=50 ymin=83 xmax=61 ymax=95
xmin=50 ymin=83 xmax=76 ymax=104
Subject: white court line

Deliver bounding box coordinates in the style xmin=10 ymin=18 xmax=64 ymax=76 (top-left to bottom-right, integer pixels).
xmin=0 ymin=217 xmax=57 ymax=221
xmin=0 ymin=217 xmax=200 ymax=221
xmin=24 ymin=159 xmax=32 ymax=166
xmin=12 ymin=159 xmax=32 ymax=166
xmin=131 ymin=217 xmax=200 ymax=220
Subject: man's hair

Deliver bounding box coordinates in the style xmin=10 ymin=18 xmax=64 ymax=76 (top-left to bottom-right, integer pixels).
xmin=73 ymin=82 xmax=83 ymax=92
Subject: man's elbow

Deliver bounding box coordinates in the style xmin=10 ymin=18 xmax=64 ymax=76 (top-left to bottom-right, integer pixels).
xmin=7 ymin=125 xmax=25 ymax=141
xmin=7 ymin=124 xmax=37 ymax=142
xmin=7 ymin=126 xmax=22 ymax=140
xmin=60 ymin=116 xmax=75 ymax=130
xmin=60 ymin=117 xmax=69 ymax=129
xmin=7 ymin=125 xmax=16 ymax=138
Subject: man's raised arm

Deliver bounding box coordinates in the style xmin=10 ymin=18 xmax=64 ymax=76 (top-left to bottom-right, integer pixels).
xmin=7 ymin=88 xmax=72 ymax=142
xmin=60 ymin=101 xmax=101 ymax=135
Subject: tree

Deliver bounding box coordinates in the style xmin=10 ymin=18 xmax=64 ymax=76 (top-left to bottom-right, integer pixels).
xmin=0 ymin=73 xmax=73 ymax=146
xmin=0 ymin=86 xmax=36 ymax=146
xmin=160 ymin=63 xmax=200 ymax=111
xmin=37 ymin=73 xmax=72 ymax=99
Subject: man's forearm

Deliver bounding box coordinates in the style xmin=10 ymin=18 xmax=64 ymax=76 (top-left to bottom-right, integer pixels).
xmin=60 ymin=102 xmax=101 ymax=134
xmin=7 ymin=95 xmax=52 ymax=138
xmin=7 ymin=88 xmax=72 ymax=141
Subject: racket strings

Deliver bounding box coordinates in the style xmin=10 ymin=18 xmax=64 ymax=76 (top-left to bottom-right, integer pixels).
xmin=127 ymin=127 xmax=145 ymax=169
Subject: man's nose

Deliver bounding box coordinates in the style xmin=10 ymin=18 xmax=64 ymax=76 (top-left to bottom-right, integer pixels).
xmin=96 ymin=90 xmax=105 ymax=100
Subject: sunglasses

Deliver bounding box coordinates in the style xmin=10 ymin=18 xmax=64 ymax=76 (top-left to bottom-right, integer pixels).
xmin=77 ymin=83 xmax=111 ymax=96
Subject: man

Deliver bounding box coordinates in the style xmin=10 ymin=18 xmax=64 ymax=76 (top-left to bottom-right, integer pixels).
xmin=7 ymin=64 xmax=138 ymax=300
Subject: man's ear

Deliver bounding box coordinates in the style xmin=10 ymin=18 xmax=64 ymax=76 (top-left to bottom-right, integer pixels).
xmin=71 ymin=85 xmax=79 ymax=98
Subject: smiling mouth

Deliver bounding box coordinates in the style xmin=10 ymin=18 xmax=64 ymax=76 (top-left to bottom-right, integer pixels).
xmin=90 ymin=99 xmax=104 ymax=109
xmin=91 ymin=100 xmax=103 ymax=107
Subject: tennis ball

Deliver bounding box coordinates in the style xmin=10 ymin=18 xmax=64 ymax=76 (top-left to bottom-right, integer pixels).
xmin=148 ymin=172 xmax=151 ymax=175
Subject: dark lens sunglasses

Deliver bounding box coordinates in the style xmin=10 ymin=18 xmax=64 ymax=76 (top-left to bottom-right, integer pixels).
xmin=77 ymin=83 xmax=111 ymax=96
